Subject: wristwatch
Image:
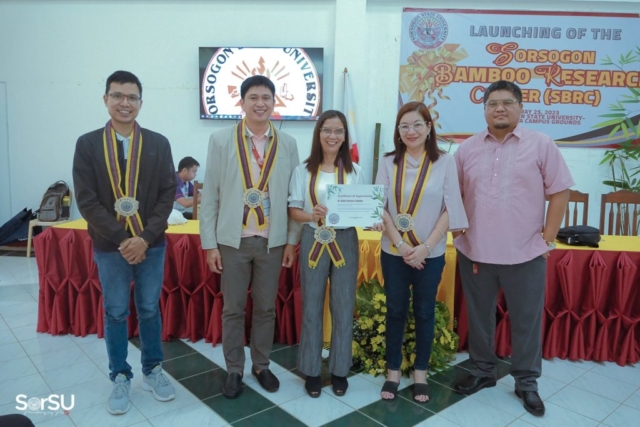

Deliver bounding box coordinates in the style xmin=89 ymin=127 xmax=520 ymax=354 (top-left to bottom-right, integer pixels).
xmin=545 ymin=241 xmax=556 ymax=250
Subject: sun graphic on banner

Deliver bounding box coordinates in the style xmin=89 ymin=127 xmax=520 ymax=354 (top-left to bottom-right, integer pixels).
xmin=202 ymin=48 xmax=321 ymax=119
xmin=399 ymin=44 xmax=468 ymax=128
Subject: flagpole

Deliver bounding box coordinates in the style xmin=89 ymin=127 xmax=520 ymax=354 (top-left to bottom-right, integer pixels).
xmin=343 ymin=68 xmax=360 ymax=164
xmin=343 ymin=67 xmax=347 ymax=98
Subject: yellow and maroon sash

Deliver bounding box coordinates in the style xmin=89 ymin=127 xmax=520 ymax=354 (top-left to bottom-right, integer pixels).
xmin=235 ymin=119 xmax=279 ymax=229
xmin=391 ymin=152 xmax=432 ymax=252
xmin=103 ymin=120 xmax=144 ymax=236
xmin=308 ymin=161 xmax=347 ymax=268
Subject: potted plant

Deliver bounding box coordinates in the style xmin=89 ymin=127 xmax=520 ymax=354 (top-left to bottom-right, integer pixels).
xmin=596 ymin=49 xmax=640 ymax=192
xmin=351 ymin=279 xmax=458 ymax=377
xmin=600 ymin=140 xmax=640 ymax=192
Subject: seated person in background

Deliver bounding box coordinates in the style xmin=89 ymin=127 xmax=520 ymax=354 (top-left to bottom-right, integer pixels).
xmin=174 ymin=156 xmax=200 ymax=219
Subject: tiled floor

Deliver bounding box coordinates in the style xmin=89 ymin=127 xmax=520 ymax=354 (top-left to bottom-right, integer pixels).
xmin=1 ymin=252 xmax=640 ymax=426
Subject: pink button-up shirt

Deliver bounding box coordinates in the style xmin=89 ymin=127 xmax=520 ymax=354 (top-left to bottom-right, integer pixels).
xmin=453 ymin=126 xmax=574 ymax=265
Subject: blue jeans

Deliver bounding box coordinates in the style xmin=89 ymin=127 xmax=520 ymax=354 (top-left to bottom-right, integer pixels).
xmin=94 ymin=245 xmax=165 ymax=381
xmin=381 ymin=251 xmax=445 ymax=371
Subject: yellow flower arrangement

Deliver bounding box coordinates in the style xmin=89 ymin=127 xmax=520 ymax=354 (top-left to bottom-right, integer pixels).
xmin=352 ymin=279 xmax=459 ymax=377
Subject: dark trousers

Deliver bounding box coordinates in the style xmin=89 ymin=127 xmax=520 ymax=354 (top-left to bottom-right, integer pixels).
xmin=457 ymin=251 xmax=546 ymax=392
xmin=381 ymin=251 xmax=445 ymax=371
xmin=219 ymin=238 xmax=284 ymax=374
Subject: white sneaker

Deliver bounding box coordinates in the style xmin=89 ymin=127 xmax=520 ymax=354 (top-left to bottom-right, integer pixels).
xmin=142 ymin=365 xmax=176 ymax=401
xmin=108 ymin=374 xmax=131 ymax=415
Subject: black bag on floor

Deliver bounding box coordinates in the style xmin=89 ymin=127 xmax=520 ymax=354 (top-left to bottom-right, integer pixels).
xmin=0 ymin=208 xmax=36 ymax=246
xmin=556 ymin=225 xmax=601 ymax=248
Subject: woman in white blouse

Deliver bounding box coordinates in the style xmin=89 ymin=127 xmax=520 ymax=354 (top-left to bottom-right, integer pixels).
xmin=288 ymin=110 xmax=364 ymax=398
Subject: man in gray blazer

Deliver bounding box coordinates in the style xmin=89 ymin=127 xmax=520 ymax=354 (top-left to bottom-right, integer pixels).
xmin=199 ymin=75 xmax=300 ymax=399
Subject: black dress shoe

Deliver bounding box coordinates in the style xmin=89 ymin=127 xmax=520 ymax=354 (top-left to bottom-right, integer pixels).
xmin=221 ymin=372 xmax=243 ymax=399
xmin=515 ymin=389 xmax=545 ymax=416
xmin=454 ymin=374 xmax=497 ymax=394
xmin=252 ymin=367 xmax=279 ymax=392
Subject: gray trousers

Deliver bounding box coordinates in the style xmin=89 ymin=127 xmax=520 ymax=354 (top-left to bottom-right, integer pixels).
xmin=457 ymin=251 xmax=546 ymax=392
xmin=219 ymin=237 xmax=284 ymax=374
xmin=297 ymin=225 xmax=359 ymax=377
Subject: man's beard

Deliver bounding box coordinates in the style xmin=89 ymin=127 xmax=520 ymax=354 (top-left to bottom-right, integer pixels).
xmin=493 ymin=123 xmax=510 ymax=129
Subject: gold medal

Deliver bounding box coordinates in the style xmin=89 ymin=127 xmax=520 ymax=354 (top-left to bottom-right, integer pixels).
xmin=307 ymin=162 xmax=346 ymax=269
xmin=242 ymin=188 xmax=263 ymax=209
xmin=235 ymin=119 xmax=278 ymax=229
xmin=314 ymin=226 xmax=336 ymax=245
xmin=394 ymin=213 xmax=414 ymax=232
xmin=390 ymin=152 xmax=433 ymax=249
xmin=114 ymin=196 xmax=139 ymax=217
xmin=103 ymin=121 xmax=145 ymax=236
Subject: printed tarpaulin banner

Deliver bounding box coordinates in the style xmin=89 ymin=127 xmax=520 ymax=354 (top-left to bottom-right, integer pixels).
xmin=399 ymin=9 xmax=640 ymax=147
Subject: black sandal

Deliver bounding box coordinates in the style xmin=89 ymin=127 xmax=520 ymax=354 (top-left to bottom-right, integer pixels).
xmin=331 ymin=374 xmax=348 ymax=396
xmin=305 ymin=375 xmax=321 ymax=398
xmin=381 ymin=380 xmax=399 ymax=400
xmin=413 ymin=382 xmax=430 ymax=402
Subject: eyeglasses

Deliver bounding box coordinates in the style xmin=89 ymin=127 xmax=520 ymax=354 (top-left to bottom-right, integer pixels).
xmin=108 ymin=93 xmax=141 ymax=103
xmin=321 ymin=128 xmax=345 ymax=136
xmin=485 ymin=99 xmax=518 ymax=109
xmin=398 ymin=121 xmax=428 ymax=134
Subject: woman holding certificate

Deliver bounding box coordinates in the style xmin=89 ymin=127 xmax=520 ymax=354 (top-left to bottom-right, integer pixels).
xmin=375 ymin=102 xmax=467 ymax=402
xmin=288 ymin=110 xmax=364 ymax=398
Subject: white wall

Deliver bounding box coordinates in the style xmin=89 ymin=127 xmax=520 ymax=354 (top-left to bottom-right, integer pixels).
xmin=0 ymin=82 xmax=10 ymax=221
xmin=1 ymin=0 xmax=638 ymax=227
xmin=0 ymin=0 xmax=335 ymax=221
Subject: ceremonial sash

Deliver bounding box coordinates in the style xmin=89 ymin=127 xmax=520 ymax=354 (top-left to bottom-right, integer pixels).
xmin=308 ymin=161 xmax=346 ymax=268
xmin=391 ymin=152 xmax=432 ymax=252
xmin=235 ymin=119 xmax=279 ymax=229
xmin=103 ymin=120 xmax=144 ymax=236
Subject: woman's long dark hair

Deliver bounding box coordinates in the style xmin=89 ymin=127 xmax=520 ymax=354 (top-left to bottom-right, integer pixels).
xmin=385 ymin=102 xmax=444 ymax=164
xmin=305 ymin=110 xmax=354 ymax=173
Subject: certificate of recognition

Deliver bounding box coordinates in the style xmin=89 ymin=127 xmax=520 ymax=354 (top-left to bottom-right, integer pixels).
xmin=325 ymin=184 xmax=385 ymax=228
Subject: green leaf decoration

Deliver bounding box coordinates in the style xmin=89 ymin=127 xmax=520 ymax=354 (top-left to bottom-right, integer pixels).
xmin=603 ymin=180 xmax=631 ymax=190
xmin=592 ymin=118 xmax=625 ymax=129
xmin=608 ymin=124 xmax=621 ymax=139
xmin=624 ymin=118 xmax=637 ymax=137
xmin=598 ymin=113 xmax=627 ymax=118
xmin=620 ymin=122 xmax=630 ymax=140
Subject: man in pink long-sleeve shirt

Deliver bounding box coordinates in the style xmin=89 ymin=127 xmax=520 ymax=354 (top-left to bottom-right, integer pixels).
xmin=453 ymin=80 xmax=574 ymax=417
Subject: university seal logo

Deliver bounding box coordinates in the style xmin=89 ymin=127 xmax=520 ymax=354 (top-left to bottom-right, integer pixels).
xmin=409 ymin=12 xmax=448 ymax=50
xmin=201 ymin=47 xmax=321 ymax=119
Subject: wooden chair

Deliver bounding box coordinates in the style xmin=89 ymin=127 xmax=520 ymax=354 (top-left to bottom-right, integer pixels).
xmin=192 ymin=181 xmax=203 ymax=220
xmin=564 ymin=189 xmax=589 ymax=227
xmin=546 ymin=189 xmax=589 ymax=227
xmin=600 ymin=189 xmax=640 ymax=236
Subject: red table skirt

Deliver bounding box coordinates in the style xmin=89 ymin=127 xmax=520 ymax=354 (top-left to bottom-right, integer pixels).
xmin=34 ymin=227 xmax=302 ymax=345
xmin=455 ymin=248 xmax=640 ymax=366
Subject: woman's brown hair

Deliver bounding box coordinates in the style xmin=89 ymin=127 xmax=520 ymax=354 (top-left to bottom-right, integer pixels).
xmin=305 ymin=110 xmax=354 ymax=173
xmin=385 ymin=102 xmax=444 ymax=164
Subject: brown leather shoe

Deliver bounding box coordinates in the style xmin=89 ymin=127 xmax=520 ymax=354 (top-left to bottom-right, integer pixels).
xmin=454 ymin=374 xmax=497 ymax=394
xmin=252 ymin=367 xmax=279 ymax=392
xmin=221 ymin=372 xmax=243 ymax=399
xmin=515 ymin=389 xmax=545 ymax=416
